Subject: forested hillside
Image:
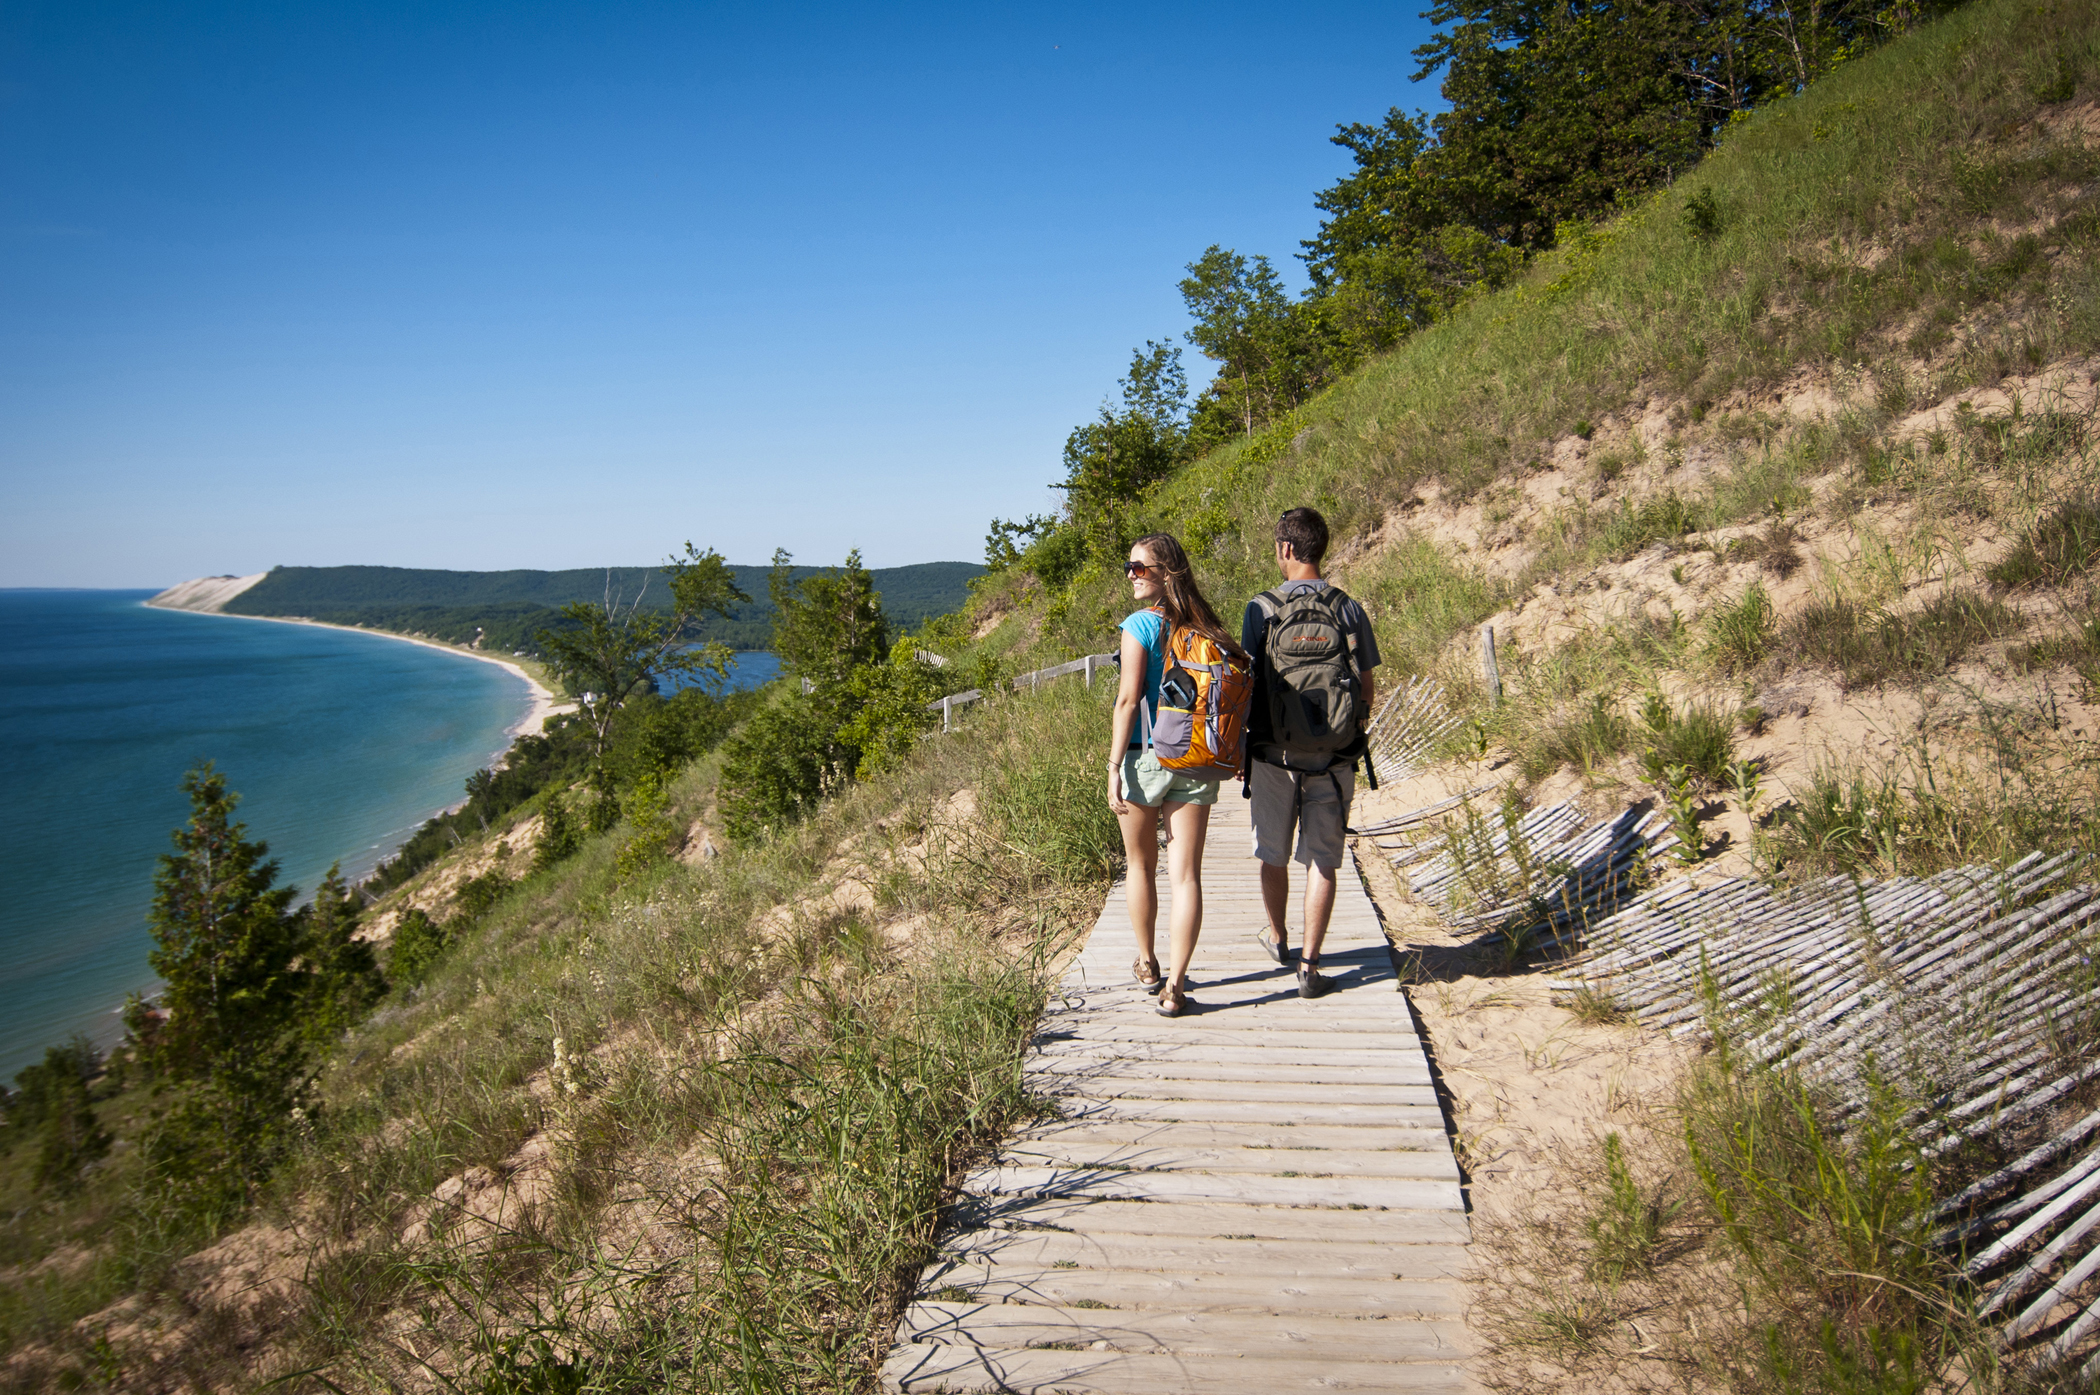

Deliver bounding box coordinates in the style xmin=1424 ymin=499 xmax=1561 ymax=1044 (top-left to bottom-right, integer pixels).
xmin=223 ymin=560 xmax=981 ymax=651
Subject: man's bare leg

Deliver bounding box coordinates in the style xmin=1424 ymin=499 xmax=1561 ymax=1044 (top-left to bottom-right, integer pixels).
xmin=1259 ymin=859 xmax=1290 ymax=954
xmin=1300 ymin=864 xmax=1339 ymax=965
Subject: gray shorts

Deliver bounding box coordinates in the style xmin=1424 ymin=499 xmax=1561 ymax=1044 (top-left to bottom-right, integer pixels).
xmin=1249 ymin=760 xmax=1356 ymax=869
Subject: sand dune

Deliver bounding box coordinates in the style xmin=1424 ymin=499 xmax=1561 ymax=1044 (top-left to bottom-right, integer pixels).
xmin=147 ymin=573 xmax=266 ymax=612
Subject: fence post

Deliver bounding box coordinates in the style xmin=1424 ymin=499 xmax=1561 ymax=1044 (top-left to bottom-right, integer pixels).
xmin=1480 ymin=625 xmax=1503 ymax=709
xmin=941 ymin=694 xmax=952 ymax=734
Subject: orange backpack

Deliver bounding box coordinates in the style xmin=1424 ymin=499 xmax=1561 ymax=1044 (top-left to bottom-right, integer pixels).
xmin=1145 ymin=611 xmax=1256 ymax=780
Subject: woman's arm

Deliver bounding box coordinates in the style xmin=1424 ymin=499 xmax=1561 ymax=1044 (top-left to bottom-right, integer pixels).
xmin=1107 ymin=626 xmax=1148 ymax=812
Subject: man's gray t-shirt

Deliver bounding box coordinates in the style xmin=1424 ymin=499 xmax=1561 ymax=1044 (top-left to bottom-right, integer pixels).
xmin=1241 ymin=579 xmax=1381 ymax=766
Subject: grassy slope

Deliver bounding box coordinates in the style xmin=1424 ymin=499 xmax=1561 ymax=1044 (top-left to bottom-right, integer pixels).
xmin=987 ymin=0 xmax=2098 ymax=683
xmin=2 ymin=677 xmax=1121 ymax=1393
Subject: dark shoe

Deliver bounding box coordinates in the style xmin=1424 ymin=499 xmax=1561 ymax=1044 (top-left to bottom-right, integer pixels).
xmin=1156 ymin=981 xmax=1190 ymax=1017
xmin=1258 ymin=930 xmax=1290 ymax=966
xmin=1132 ymin=956 xmax=1162 ymax=991
xmin=1297 ymin=965 xmax=1335 ymax=1000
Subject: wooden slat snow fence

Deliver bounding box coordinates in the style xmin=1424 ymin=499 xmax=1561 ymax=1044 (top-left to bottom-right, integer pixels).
xmin=1364 ymin=793 xmax=1678 ymax=949
xmin=1547 ymin=853 xmax=2100 ymax=1374
xmin=878 ymin=796 xmax=1476 ymax=1393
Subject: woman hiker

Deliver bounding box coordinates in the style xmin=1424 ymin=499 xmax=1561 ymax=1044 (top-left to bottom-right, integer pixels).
xmin=1107 ymin=532 xmax=1250 ymax=1018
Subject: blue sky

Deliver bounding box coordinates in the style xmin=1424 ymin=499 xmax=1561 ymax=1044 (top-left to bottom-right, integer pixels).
xmin=0 ymin=2 xmax=1444 ymax=586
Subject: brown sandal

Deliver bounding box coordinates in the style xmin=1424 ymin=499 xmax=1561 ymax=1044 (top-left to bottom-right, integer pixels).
xmin=1155 ymin=981 xmax=1188 ymax=1017
xmin=1132 ymin=957 xmax=1162 ymax=991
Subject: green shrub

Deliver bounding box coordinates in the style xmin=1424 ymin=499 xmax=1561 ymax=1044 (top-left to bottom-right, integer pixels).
xmin=1599 ymin=491 xmax=1697 ymax=559
xmin=1636 ymin=694 xmax=1736 ymax=788
xmin=611 ymin=770 xmax=677 ymax=882
xmin=1681 ymin=188 xmax=1723 ymax=245
xmin=1988 ymin=496 xmax=2100 ymax=589
xmin=533 ymin=795 xmax=582 ymax=871
xmin=717 ymin=692 xmax=849 ymax=843
xmin=837 ymin=640 xmax=941 ymax=780
xmin=1704 ymin=582 xmax=1774 ymax=674
xmin=1519 ymin=695 xmax=1634 ymax=782
xmin=1682 ymin=1057 xmax=1942 ymax=1387
xmin=454 ymin=870 xmax=513 ymax=921
xmin=1782 ymin=592 xmax=2023 ymax=688
xmin=1584 ymin=1132 xmax=1678 ymax=1284
xmin=387 ymin=909 xmax=452 ymax=987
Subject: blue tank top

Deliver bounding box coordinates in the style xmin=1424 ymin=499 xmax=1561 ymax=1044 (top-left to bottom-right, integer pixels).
xmin=1119 ymin=608 xmax=1168 ymax=743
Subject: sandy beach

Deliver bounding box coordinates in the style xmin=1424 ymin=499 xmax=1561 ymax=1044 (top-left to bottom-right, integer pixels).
xmin=146 ymin=600 xmax=571 ymax=744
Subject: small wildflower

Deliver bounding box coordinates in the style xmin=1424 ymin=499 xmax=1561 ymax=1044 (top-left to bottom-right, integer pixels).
xmin=551 ymin=1034 xmax=581 ymax=1096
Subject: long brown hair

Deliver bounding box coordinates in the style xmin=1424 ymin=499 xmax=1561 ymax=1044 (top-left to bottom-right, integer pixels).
xmin=1132 ymin=532 xmax=1248 ymax=663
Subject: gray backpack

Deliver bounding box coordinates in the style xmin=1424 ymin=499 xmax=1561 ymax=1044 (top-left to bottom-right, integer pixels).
xmin=1254 ymin=586 xmax=1363 ymax=763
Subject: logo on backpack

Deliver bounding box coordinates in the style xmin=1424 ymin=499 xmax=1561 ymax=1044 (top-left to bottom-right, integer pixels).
xmin=1256 ymin=586 xmax=1362 ymax=763
xmin=1145 ymin=610 xmax=1255 ymax=780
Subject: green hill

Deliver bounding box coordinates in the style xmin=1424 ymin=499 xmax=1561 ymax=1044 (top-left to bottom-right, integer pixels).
xmin=223 ymin=560 xmax=982 ymax=651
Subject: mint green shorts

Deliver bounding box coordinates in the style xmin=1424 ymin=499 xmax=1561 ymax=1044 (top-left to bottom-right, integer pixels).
xmin=1120 ymin=749 xmax=1221 ymax=808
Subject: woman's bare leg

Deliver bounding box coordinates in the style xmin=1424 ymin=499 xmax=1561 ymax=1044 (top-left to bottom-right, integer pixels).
xmin=1117 ymin=800 xmax=1162 ymax=968
xmin=1161 ymin=801 xmax=1213 ymax=991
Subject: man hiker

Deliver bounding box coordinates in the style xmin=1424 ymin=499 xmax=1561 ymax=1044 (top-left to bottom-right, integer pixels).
xmin=1242 ymin=507 xmax=1380 ymax=999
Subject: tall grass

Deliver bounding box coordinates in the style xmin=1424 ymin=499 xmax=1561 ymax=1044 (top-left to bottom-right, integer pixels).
xmin=57 ymin=677 xmax=1127 ymax=1390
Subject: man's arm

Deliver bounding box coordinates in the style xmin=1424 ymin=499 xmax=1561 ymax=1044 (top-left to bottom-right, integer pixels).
xmin=1349 ymin=600 xmax=1380 ymax=728
xmin=1241 ymin=599 xmax=1265 ymax=669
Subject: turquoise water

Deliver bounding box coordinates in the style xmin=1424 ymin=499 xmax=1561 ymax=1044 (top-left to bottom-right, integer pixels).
xmin=0 ymin=591 xmax=534 ymax=1074
xmin=0 ymin=591 xmax=787 ymax=1078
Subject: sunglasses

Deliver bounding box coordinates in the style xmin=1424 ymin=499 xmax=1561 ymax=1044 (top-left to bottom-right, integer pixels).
xmin=1123 ymin=559 xmax=1155 ymax=577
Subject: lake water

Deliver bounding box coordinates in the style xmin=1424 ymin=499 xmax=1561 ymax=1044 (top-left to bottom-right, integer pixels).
xmin=0 ymin=591 xmax=779 ymax=1078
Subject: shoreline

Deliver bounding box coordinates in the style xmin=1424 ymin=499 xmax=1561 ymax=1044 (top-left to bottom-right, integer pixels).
xmin=147 ymin=603 xmax=571 ymax=743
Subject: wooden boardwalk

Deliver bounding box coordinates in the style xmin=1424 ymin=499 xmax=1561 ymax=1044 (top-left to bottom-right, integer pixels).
xmin=881 ymin=797 xmax=1476 ymax=1393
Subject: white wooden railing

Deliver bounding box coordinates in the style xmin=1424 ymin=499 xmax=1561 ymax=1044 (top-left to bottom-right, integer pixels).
xmin=923 ymin=652 xmax=1118 ymax=732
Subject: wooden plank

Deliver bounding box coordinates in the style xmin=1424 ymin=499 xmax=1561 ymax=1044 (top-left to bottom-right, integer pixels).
xmin=882 ymin=1345 xmax=1477 ymax=1394
xmin=1033 ymin=1026 xmax=1427 ymax=1051
xmin=935 ymin=1228 xmax=1473 ymax=1278
xmin=1034 ymin=1078 xmax=1439 ymax=1106
xmin=1012 ymin=1119 xmax=1451 ymax=1152
xmin=1050 ymin=977 xmax=1401 ymax=1007
xmin=898 ymin=1300 xmax=1473 ymax=1358
xmin=910 ymin=1268 xmax=1465 ymax=1316
xmin=1028 ymin=1059 xmax=1433 ymax=1086
xmin=1045 ymin=1097 xmax=1449 ymax=1128
xmin=947 ymin=1194 xmax=1473 ymax=1245
xmin=997 ymin=1141 xmax=1461 ymax=1181
xmin=1041 ymin=1009 xmax=1413 ymax=1036
xmin=965 ymin=1163 xmax=1464 ymax=1211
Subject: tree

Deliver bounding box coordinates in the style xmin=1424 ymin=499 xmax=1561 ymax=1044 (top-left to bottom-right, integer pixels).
xmin=536 ymin=543 xmax=750 ymax=765
xmin=1180 ymin=249 xmax=1300 ymax=437
xmin=717 ymin=692 xmax=843 ymax=843
xmin=6 ymin=1038 xmax=111 ymax=1191
xmin=719 ymin=551 xmax=897 ymax=842
xmin=299 ymin=862 xmax=384 ymax=1047
xmin=1060 ymin=342 xmax=1191 ymax=523
xmin=143 ymin=764 xmax=312 ymax=1202
xmin=147 ymin=763 xmax=306 ymax=1081
xmin=837 ymin=639 xmax=942 ymax=780
xmin=767 ymin=549 xmax=890 ymax=695
xmin=1301 ymin=109 xmax=1525 ymax=350
xmin=534 ymin=795 xmax=582 ymax=871
xmin=31 ymin=1055 xmax=110 ymax=1193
